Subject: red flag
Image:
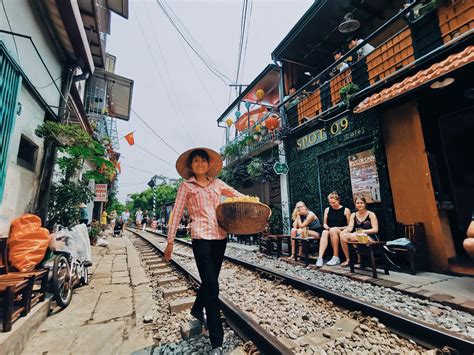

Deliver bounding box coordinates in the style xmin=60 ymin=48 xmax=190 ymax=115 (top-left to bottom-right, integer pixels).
xmin=124 ymin=132 xmax=135 ymax=145
xmin=117 ymin=162 xmax=121 ymax=173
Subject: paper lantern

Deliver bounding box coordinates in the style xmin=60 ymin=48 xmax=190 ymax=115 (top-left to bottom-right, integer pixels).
xmin=235 ymin=111 xmax=241 ymax=119
xmin=225 ymin=117 xmax=233 ymax=127
xmin=256 ymin=89 xmax=265 ymax=101
xmin=244 ymin=101 xmax=251 ymax=109
xmin=265 ymin=114 xmax=279 ymax=131
xmin=255 ymin=124 xmax=261 ymax=133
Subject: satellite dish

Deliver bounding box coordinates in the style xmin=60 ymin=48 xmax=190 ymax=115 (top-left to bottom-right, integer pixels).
xmin=338 ymin=13 xmax=360 ymax=33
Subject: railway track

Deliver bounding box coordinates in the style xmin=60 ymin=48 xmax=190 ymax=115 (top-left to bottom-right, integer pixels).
xmin=128 ymin=228 xmax=473 ymax=353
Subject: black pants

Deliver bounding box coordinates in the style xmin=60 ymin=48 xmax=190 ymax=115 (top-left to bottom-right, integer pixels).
xmin=191 ymin=239 xmax=227 ymax=348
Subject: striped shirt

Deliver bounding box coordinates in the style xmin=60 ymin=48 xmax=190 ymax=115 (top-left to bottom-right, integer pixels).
xmin=167 ymin=177 xmax=243 ymax=243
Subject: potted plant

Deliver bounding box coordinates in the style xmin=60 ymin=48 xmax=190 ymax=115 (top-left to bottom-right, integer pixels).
xmin=247 ymin=157 xmax=264 ymax=178
xmin=339 ymin=83 xmax=360 ymax=105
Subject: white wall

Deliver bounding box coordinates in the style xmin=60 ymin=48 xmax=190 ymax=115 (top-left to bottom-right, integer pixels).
xmin=0 ymin=85 xmax=46 ymax=236
xmin=0 ymin=0 xmax=63 ymax=114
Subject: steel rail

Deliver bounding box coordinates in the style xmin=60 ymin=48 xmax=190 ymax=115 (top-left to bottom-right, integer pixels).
xmin=128 ymin=229 xmax=292 ymax=355
xmin=138 ymin=228 xmax=474 ymax=354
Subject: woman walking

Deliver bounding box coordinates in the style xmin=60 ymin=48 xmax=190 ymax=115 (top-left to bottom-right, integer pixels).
xmin=164 ymin=148 xmax=244 ymax=354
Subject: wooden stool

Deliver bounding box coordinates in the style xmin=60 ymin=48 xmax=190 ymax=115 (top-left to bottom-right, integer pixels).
xmin=347 ymin=241 xmax=389 ymax=278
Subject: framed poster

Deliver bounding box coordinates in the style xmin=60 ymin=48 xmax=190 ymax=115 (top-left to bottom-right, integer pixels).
xmin=348 ymin=149 xmax=381 ymax=203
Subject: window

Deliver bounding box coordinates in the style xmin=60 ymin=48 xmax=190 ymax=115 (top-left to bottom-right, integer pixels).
xmin=17 ymin=135 xmax=38 ymax=172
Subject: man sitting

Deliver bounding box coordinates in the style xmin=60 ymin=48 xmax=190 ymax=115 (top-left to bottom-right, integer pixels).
xmin=347 ymin=36 xmax=375 ymax=60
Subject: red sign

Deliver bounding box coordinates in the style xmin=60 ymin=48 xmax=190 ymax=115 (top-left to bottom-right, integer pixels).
xmin=95 ymin=184 xmax=108 ymax=202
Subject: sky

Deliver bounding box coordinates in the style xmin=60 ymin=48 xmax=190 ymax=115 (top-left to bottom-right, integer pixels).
xmin=106 ymin=0 xmax=313 ymax=202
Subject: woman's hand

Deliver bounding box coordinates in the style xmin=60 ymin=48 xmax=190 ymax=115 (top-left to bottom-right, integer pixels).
xmin=164 ymin=242 xmax=174 ymax=261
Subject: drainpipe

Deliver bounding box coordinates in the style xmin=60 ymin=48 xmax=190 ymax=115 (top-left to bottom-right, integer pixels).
xmin=35 ymin=66 xmax=75 ymax=225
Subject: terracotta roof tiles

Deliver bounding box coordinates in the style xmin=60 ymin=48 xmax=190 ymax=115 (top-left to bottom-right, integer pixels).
xmin=354 ymin=45 xmax=474 ymax=113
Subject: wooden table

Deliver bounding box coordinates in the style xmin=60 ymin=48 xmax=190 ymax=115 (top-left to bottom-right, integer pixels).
xmin=259 ymin=234 xmax=290 ymax=258
xmin=292 ymin=237 xmax=318 ymax=266
xmin=347 ymin=241 xmax=389 ymax=278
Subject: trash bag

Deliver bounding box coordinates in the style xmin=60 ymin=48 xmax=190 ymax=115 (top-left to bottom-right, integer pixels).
xmin=8 ymin=214 xmax=50 ymax=272
xmin=71 ymin=224 xmax=92 ymax=263
xmin=96 ymin=237 xmax=109 ymax=247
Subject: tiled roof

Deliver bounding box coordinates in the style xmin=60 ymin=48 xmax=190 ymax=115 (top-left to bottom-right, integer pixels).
xmin=354 ymin=45 xmax=474 ymax=113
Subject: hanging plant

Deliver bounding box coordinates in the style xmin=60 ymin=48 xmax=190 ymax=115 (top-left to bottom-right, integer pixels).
xmin=223 ymin=142 xmax=240 ymax=161
xmin=247 ymin=157 xmax=264 ymax=178
xmin=339 ymin=83 xmax=360 ymax=105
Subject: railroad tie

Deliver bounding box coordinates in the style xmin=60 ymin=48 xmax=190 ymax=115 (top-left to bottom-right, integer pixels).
xmin=168 ymin=296 xmax=195 ymax=313
xmin=180 ymin=320 xmax=206 ymax=339
xmin=162 ymin=286 xmax=189 ymax=299
xmin=157 ymin=276 xmax=180 ymax=286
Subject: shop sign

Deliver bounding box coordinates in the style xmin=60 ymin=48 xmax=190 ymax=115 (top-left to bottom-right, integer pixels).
xmin=95 ymin=184 xmax=108 ymax=202
xmin=297 ymin=117 xmax=350 ymax=151
xmin=348 ymin=149 xmax=381 ymax=203
xmin=273 ymin=162 xmax=289 ymax=175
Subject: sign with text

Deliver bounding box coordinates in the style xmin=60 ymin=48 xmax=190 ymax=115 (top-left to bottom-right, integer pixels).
xmin=95 ymin=184 xmax=108 ymax=202
xmin=296 ymin=117 xmax=350 ymax=151
xmin=348 ymin=150 xmax=381 ymax=203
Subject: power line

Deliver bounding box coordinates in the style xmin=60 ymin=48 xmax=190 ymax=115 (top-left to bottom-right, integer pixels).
xmin=240 ymin=0 xmax=253 ymax=83
xmin=142 ymin=1 xmax=195 ymax=145
xmin=131 ymin=2 xmax=195 ymax=145
xmin=121 ymin=163 xmax=161 ymax=175
xmin=155 ymin=0 xmax=233 ymax=85
xmin=1 ymin=1 xmax=20 ymax=64
xmin=130 ymin=108 xmax=180 ymax=155
xmin=135 ymin=143 xmax=175 ymax=169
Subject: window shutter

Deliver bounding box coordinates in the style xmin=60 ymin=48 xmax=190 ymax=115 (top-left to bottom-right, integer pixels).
xmin=0 ymin=45 xmax=22 ymax=203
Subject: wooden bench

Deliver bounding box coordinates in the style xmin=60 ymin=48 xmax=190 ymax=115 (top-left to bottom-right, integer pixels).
xmin=0 ymin=238 xmax=48 ymax=332
xmin=260 ymin=234 xmax=291 ymax=258
xmin=347 ymin=240 xmax=389 ymax=278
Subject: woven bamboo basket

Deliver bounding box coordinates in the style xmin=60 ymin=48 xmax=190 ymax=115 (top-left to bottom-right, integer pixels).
xmin=216 ymin=202 xmax=271 ymax=235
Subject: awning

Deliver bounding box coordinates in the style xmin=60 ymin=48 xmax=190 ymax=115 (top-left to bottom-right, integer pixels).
xmin=107 ymin=0 xmax=129 ymax=19
xmin=217 ymin=64 xmax=280 ymax=123
xmin=94 ymin=69 xmax=134 ymax=121
xmin=354 ymin=45 xmax=474 ymax=113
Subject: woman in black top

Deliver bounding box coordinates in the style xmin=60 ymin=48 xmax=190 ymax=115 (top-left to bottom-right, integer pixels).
xmin=317 ymin=192 xmax=351 ymax=267
xmin=340 ymin=195 xmax=379 ymax=266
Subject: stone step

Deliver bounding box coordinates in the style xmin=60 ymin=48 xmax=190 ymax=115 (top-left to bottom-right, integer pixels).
xmin=157 ymin=276 xmax=179 ymax=286
xmin=180 ymin=320 xmax=204 ymax=339
xmin=169 ymin=296 xmax=195 ymax=313
xmin=162 ymin=286 xmax=190 ymax=299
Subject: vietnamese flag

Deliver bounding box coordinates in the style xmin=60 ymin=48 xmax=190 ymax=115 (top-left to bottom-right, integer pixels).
xmin=125 ymin=132 xmax=135 ymax=145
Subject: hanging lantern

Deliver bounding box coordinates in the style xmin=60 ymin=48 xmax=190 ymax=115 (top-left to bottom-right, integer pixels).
xmin=244 ymin=101 xmax=252 ymax=109
xmin=255 ymin=124 xmax=261 ymax=133
xmin=235 ymin=111 xmax=241 ymax=119
xmin=256 ymin=89 xmax=265 ymax=101
xmin=265 ymin=114 xmax=279 ymax=131
xmin=225 ymin=117 xmax=233 ymax=127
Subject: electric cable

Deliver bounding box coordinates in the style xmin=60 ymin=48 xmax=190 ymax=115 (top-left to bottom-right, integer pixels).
xmin=141 ymin=1 xmax=195 ymax=145
xmin=134 ymin=143 xmax=175 ymax=169
xmin=131 ymin=2 xmax=195 ymax=145
xmin=130 ymin=108 xmax=180 ymax=155
xmin=1 ymin=0 xmax=20 ymax=64
xmin=155 ymin=0 xmax=233 ymax=85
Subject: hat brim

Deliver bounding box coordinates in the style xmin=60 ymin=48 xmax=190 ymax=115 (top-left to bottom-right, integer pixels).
xmin=176 ymin=147 xmax=223 ymax=179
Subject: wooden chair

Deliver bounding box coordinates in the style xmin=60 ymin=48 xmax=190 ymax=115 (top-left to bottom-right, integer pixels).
xmin=384 ymin=222 xmax=427 ymax=275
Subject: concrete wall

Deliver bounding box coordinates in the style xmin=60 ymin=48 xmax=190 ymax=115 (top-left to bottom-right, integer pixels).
xmin=0 ymin=0 xmax=63 ymax=113
xmin=0 ymin=85 xmax=46 ymax=236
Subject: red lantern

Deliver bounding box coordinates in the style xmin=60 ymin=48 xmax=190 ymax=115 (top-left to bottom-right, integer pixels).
xmin=265 ymin=114 xmax=279 ymax=131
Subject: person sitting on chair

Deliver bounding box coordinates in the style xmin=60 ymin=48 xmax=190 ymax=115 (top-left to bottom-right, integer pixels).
xmin=317 ymin=192 xmax=351 ymax=267
xmin=288 ymin=201 xmax=322 ymax=259
xmin=340 ymin=195 xmax=379 ymax=267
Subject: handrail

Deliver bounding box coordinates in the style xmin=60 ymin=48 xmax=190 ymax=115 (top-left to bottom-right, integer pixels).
xmin=277 ymin=0 xmax=420 ymax=110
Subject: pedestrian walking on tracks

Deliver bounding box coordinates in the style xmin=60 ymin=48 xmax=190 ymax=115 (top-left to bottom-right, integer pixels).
xmin=164 ymin=147 xmax=244 ymax=354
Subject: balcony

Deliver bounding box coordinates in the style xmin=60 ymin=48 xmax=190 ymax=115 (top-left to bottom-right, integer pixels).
xmin=279 ymin=0 xmax=473 ymax=129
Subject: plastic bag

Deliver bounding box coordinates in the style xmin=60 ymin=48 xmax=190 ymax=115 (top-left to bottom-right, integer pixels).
xmin=96 ymin=237 xmax=109 ymax=247
xmin=8 ymin=214 xmax=50 ymax=272
xmin=71 ymin=224 xmax=92 ymax=262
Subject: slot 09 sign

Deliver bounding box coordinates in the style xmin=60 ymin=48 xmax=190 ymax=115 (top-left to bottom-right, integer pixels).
xmin=296 ymin=117 xmax=349 ymax=151
xmin=95 ymin=184 xmax=108 ymax=202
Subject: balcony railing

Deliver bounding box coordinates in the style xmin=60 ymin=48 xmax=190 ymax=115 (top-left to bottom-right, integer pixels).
xmin=282 ymin=0 xmax=473 ymax=129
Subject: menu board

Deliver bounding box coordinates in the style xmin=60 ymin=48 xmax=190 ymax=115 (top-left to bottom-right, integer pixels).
xmin=348 ymin=149 xmax=381 ymax=203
